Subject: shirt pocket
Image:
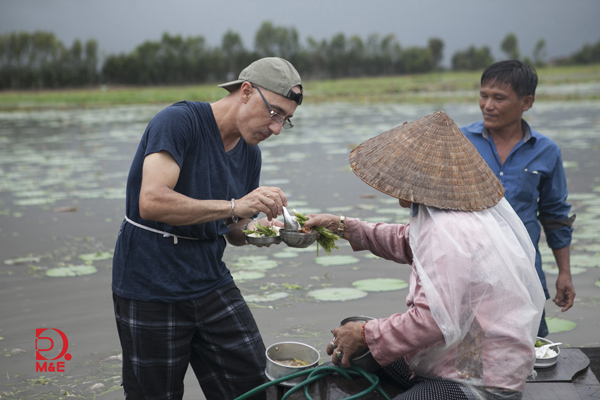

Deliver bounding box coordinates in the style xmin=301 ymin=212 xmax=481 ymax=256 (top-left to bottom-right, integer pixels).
xmin=515 ymin=169 xmax=541 ymax=203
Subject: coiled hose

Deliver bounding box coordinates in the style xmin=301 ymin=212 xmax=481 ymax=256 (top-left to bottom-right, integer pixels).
xmin=234 ymin=364 xmax=391 ymax=400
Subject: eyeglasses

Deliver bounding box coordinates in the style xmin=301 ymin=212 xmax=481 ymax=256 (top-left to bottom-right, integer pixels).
xmin=252 ymin=86 xmax=294 ymax=129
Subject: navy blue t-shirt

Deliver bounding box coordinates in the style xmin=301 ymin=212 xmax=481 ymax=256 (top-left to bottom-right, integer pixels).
xmin=112 ymin=101 xmax=261 ymax=302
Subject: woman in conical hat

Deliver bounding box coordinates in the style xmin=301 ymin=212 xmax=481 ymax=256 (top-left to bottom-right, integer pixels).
xmin=304 ymin=111 xmax=545 ymax=400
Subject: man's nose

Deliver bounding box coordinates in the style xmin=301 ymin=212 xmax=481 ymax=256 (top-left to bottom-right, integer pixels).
xmin=269 ymin=122 xmax=283 ymax=136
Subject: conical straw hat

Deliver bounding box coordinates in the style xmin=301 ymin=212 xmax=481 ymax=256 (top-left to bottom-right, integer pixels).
xmin=349 ymin=111 xmax=504 ymax=211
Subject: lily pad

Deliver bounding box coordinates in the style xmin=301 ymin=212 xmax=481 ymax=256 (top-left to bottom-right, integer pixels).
xmin=314 ymin=255 xmax=360 ymax=267
xmin=244 ymin=292 xmax=289 ymax=303
xmin=46 ymin=265 xmax=98 ymax=277
xmin=307 ymin=287 xmax=368 ymax=301
xmin=231 ymin=270 xmax=264 ymax=281
xmin=570 ymin=253 xmax=600 ymax=268
xmin=352 ymin=278 xmax=408 ymax=292
xmin=546 ymin=317 xmax=577 ymax=333
xmin=233 ymin=256 xmax=278 ymax=271
xmin=79 ymin=251 xmax=113 ymax=261
xmin=273 ymin=251 xmax=299 ymax=259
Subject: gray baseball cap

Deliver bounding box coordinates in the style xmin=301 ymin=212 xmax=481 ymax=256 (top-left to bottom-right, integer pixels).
xmin=218 ymin=57 xmax=303 ymax=105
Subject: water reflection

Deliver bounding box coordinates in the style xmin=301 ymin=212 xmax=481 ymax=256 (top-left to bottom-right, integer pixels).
xmin=0 ymin=100 xmax=599 ymax=397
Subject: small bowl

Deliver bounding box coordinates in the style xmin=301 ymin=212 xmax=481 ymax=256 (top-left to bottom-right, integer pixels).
xmin=534 ymin=336 xmax=560 ymax=369
xmin=280 ymin=229 xmax=319 ymax=248
xmin=245 ymin=234 xmax=282 ymax=246
xmin=339 ymin=316 xmax=381 ymax=372
xmin=265 ymin=341 xmax=320 ymax=387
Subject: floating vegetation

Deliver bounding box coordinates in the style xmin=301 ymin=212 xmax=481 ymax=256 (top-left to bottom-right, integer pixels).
xmin=4 ymin=255 xmax=41 ymax=265
xmin=542 ymin=264 xmax=587 ymax=275
xmin=78 ymin=251 xmax=113 ymax=262
xmin=307 ymin=287 xmax=368 ymax=301
xmin=46 ymin=265 xmax=98 ymax=277
xmin=244 ymin=292 xmax=289 ymax=303
xmin=273 ymin=251 xmax=299 ymax=259
xmin=352 ymin=278 xmax=408 ymax=292
xmin=314 ymin=255 xmax=360 ymax=267
xmin=375 ymin=208 xmax=410 ymax=216
xmin=570 ymin=253 xmax=600 ymax=268
xmin=231 ymin=270 xmax=265 ymax=281
xmin=233 ymin=255 xmax=278 ymax=271
xmin=283 ymin=283 xmax=303 ymax=290
xmin=546 ymin=317 xmax=577 ymax=333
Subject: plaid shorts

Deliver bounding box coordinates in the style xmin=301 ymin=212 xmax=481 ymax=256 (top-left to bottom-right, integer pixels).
xmin=113 ymin=283 xmax=267 ymax=400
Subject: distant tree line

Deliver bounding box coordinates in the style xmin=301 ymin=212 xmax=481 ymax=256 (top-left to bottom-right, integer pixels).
xmin=0 ymin=31 xmax=98 ymax=89
xmin=1 ymin=22 xmax=599 ymax=90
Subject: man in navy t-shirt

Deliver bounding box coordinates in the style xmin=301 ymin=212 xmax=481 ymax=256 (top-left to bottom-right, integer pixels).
xmin=461 ymin=60 xmax=576 ymax=338
xmin=112 ymin=57 xmax=303 ymax=400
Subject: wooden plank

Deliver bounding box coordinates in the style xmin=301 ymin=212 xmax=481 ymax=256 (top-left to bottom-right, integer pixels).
xmin=527 ymin=348 xmax=590 ymax=382
xmin=523 ymin=382 xmax=585 ymax=400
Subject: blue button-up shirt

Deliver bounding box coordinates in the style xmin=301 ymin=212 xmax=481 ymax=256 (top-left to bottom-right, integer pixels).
xmin=461 ymin=120 xmax=573 ymax=298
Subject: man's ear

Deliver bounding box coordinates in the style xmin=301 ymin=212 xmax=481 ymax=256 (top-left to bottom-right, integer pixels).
xmin=522 ymin=94 xmax=534 ymax=111
xmin=240 ymin=82 xmax=253 ymax=103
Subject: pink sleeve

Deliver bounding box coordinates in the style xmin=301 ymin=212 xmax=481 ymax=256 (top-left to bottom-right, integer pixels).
xmin=364 ymin=279 xmax=444 ymax=366
xmin=345 ymin=218 xmax=444 ymax=366
xmin=345 ymin=218 xmax=413 ymax=264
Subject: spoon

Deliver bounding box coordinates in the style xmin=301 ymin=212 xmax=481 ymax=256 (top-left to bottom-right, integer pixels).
xmin=282 ymin=206 xmax=300 ymax=231
xmin=535 ymin=342 xmax=562 ymax=358
xmin=537 ymin=342 xmax=562 ymax=351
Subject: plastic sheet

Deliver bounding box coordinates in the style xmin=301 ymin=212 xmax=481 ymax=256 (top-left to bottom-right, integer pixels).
xmin=408 ymin=198 xmax=546 ymax=390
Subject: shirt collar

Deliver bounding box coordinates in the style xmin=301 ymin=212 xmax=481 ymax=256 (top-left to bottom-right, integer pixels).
xmin=481 ymin=119 xmax=532 ymax=143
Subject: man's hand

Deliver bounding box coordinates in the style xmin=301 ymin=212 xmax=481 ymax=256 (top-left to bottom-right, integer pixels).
xmin=554 ymin=274 xmax=575 ymax=311
xmin=235 ymin=187 xmax=287 ymax=221
xmin=552 ymin=246 xmax=575 ymax=312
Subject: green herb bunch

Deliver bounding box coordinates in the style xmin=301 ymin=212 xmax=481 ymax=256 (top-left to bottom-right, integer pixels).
xmin=293 ymin=210 xmax=340 ymax=256
xmin=243 ymin=222 xmax=279 ymax=237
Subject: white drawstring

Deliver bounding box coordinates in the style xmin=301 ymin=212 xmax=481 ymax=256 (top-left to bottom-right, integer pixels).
xmin=124 ymin=216 xmax=199 ymax=244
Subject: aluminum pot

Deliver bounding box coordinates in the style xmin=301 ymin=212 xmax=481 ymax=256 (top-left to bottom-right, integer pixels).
xmin=534 ymin=336 xmax=560 ymax=369
xmin=339 ymin=316 xmax=381 ymax=372
xmin=265 ymin=341 xmax=320 ymax=387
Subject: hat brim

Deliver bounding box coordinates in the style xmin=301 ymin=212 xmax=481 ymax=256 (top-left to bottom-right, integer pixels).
xmin=349 ymin=111 xmax=504 ymax=211
xmin=218 ymin=80 xmax=245 ymax=92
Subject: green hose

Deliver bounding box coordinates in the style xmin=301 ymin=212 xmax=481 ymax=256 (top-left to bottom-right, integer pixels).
xmin=233 ymin=364 xmax=391 ymax=400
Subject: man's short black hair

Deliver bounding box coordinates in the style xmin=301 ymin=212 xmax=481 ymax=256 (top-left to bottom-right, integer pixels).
xmin=481 ymin=60 xmax=538 ymax=103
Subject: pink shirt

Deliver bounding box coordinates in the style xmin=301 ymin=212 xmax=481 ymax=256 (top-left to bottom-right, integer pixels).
xmin=345 ymin=214 xmax=538 ymax=392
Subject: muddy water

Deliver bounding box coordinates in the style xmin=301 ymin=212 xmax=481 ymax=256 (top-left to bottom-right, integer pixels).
xmin=0 ymin=100 xmax=599 ymax=399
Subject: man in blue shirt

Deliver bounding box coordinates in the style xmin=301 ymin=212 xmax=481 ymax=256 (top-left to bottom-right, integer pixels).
xmin=112 ymin=57 xmax=303 ymax=399
xmin=461 ymin=60 xmax=576 ymax=337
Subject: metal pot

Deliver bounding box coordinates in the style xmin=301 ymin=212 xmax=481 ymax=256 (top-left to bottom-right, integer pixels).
xmin=339 ymin=316 xmax=381 ymax=372
xmin=265 ymin=341 xmax=320 ymax=387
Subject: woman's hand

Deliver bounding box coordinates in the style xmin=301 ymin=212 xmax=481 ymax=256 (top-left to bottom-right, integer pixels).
xmin=304 ymin=213 xmax=341 ymax=235
xmin=327 ymin=321 xmax=367 ymax=368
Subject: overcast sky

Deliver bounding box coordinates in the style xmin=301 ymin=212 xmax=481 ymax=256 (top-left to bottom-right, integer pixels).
xmin=2 ymin=0 xmax=599 ymax=67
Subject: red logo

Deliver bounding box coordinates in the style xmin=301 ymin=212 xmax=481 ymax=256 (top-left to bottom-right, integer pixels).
xmin=35 ymin=328 xmax=71 ymax=372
